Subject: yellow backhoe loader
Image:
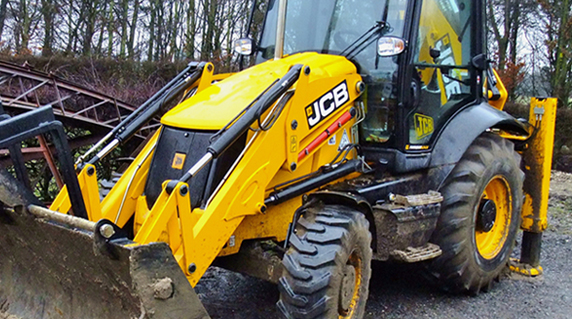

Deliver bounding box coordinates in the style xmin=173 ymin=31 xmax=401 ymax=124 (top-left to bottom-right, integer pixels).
xmin=0 ymin=0 xmax=556 ymax=318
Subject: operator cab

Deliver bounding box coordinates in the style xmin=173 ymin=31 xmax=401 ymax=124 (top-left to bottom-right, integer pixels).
xmin=241 ymin=0 xmax=485 ymax=172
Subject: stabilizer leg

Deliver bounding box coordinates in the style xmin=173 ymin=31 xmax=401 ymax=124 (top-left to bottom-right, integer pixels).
xmin=511 ymin=97 xmax=557 ymax=277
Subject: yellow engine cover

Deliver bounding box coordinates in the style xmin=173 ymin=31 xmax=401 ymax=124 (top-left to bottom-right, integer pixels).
xmin=162 ymin=53 xmax=360 ymax=131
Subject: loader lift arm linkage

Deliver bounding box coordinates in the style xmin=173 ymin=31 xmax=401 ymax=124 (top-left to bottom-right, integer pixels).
xmin=0 ymin=61 xmax=216 ymax=318
xmin=46 ymin=63 xmax=305 ymax=282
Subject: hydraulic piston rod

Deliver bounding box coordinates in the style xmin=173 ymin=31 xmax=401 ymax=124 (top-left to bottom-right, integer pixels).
xmin=179 ymin=65 xmax=302 ymax=183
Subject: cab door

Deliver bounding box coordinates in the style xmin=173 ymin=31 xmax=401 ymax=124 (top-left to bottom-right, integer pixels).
xmin=357 ymin=0 xmax=410 ymax=148
xmin=405 ymin=0 xmax=479 ymax=151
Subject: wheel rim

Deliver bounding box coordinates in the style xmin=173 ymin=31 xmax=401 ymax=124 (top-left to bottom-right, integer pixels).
xmin=338 ymin=250 xmax=362 ymax=318
xmin=475 ymin=176 xmax=512 ymax=260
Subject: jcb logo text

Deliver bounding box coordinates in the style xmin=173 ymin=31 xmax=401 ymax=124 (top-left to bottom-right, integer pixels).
xmin=305 ymin=81 xmax=349 ymax=129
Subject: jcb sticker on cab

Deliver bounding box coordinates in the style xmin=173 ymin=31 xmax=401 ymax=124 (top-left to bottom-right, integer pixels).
xmin=305 ymin=80 xmax=349 ymax=129
xmin=414 ymin=113 xmax=434 ymax=139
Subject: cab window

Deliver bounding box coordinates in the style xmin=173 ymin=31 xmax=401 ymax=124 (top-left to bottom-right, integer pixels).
xmin=357 ymin=0 xmax=409 ymax=145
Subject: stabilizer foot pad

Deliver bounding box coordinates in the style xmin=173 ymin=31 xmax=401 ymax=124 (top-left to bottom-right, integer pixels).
xmin=509 ymin=258 xmax=544 ymax=277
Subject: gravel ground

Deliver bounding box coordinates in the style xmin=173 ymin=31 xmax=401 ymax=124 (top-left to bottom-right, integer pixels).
xmin=195 ymin=171 xmax=572 ymax=319
xmin=1 ymin=172 xmax=570 ymax=319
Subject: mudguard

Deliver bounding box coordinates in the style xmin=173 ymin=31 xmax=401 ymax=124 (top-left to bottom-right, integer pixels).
xmin=430 ymin=102 xmax=529 ymax=167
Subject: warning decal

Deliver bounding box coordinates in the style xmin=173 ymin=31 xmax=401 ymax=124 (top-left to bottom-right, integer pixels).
xmin=338 ymin=129 xmax=351 ymax=151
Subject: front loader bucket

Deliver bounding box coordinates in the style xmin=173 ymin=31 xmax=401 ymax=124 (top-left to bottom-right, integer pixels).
xmin=0 ymin=173 xmax=210 ymax=319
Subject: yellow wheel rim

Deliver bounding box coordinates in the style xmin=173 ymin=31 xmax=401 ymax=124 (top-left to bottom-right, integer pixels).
xmin=475 ymin=176 xmax=512 ymax=260
xmin=339 ymin=251 xmax=362 ymax=318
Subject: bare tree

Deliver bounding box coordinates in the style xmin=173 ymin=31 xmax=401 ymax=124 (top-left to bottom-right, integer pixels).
xmin=40 ymin=0 xmax=56 ymax=56
xmin=539 ymin=0 xmax=572 ymax=107
xmin=10 ymin=0 xmax=42 ymax=54
xmin=487 ymin=0 xmax=538 ymax=69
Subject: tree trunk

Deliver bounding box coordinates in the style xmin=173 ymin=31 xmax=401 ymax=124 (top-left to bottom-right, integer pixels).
xmin=201 ymin=0 xmax=217 ymax=61
xmin=65 ymin=0 xmax=74 ymax=54
xmin=148 ymin=0 xmax=156 ymax=61
xmin=17 ymin=0 xmax=38 ymax=54
xmin=96 ymin=1 xmax=109 ymax=55
xmin=128 ymin=0 xmax=140 ymax=58
xmin=185 ymin=0 xmax=196 ymax=59
xmin=169 ymin=1 xmax=181 ymax=60
xmin=83 ymin=1 xmax=98 ymax=56
xmin=119 ymin=0 xmax=129 ymax=58
xmin=0 ymin=0 xmax=9 ymax=42
xmin=107 ymin=0 xmax=115 ymax=57
xmin=41 ymin=0 xmax=54 ymax=56
xmin=155 ymin=1 xmax=164 ymax=60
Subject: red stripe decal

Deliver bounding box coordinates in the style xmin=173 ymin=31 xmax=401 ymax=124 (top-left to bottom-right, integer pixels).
xmin=298 ymin=110 xmax=354 ymax=162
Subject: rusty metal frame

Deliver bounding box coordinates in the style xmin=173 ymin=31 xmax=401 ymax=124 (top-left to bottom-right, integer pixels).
xmin=0 ymin=60 xmax=159 ymax=188
xmin=0 ymin=60 xmax=158 ymax=139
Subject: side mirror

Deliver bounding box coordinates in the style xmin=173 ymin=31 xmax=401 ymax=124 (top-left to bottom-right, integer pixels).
xmin=234 ymin=38 xmax=254 ymax=56
xmin=377 ymin=36 xmax=406 ymax=57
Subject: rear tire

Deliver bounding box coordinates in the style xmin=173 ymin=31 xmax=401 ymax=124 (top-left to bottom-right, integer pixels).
xmin=426 ymin=134 xmax=523 ymax=294
xmin=277 ymin=204 xmax=372 ymax=319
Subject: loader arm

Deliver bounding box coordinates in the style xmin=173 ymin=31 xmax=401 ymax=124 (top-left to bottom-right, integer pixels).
xmin=0 ymin=61 xmax=216 ymax=319
xmin=128 ymin=54 xmax=365 ymax=285
xmin=43 ymin=53 xmax=365 ymax=288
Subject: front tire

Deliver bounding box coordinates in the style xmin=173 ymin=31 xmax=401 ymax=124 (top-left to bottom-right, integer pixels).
xmin=426 ymin=134 xmax=523 ymax=294
xmin=277 ymin=204 xmax=372 ymax=319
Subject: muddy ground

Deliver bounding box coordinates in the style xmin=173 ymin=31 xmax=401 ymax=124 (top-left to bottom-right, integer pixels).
xmin=196 ymin=171 xmax=572 ymax=319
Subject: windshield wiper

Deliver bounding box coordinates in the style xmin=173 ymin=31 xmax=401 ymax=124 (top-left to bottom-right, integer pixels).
xmin=341 ymin=21 xmax=387 ymax=60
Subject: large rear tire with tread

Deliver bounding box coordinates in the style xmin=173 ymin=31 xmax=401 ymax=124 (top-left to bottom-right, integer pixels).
xmin=277 ymin=204 xmax=372 ymax=319
xmin=426 ymin=133 xmax=523 ymax=294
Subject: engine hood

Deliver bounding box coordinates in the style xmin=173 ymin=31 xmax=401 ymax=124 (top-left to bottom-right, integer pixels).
xmin=161 ymin=52 xmax=357 ymax=130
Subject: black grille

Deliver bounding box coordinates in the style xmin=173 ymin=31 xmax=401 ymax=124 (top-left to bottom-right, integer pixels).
xmin=144 ymin=126 xmax=245 ymax=209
